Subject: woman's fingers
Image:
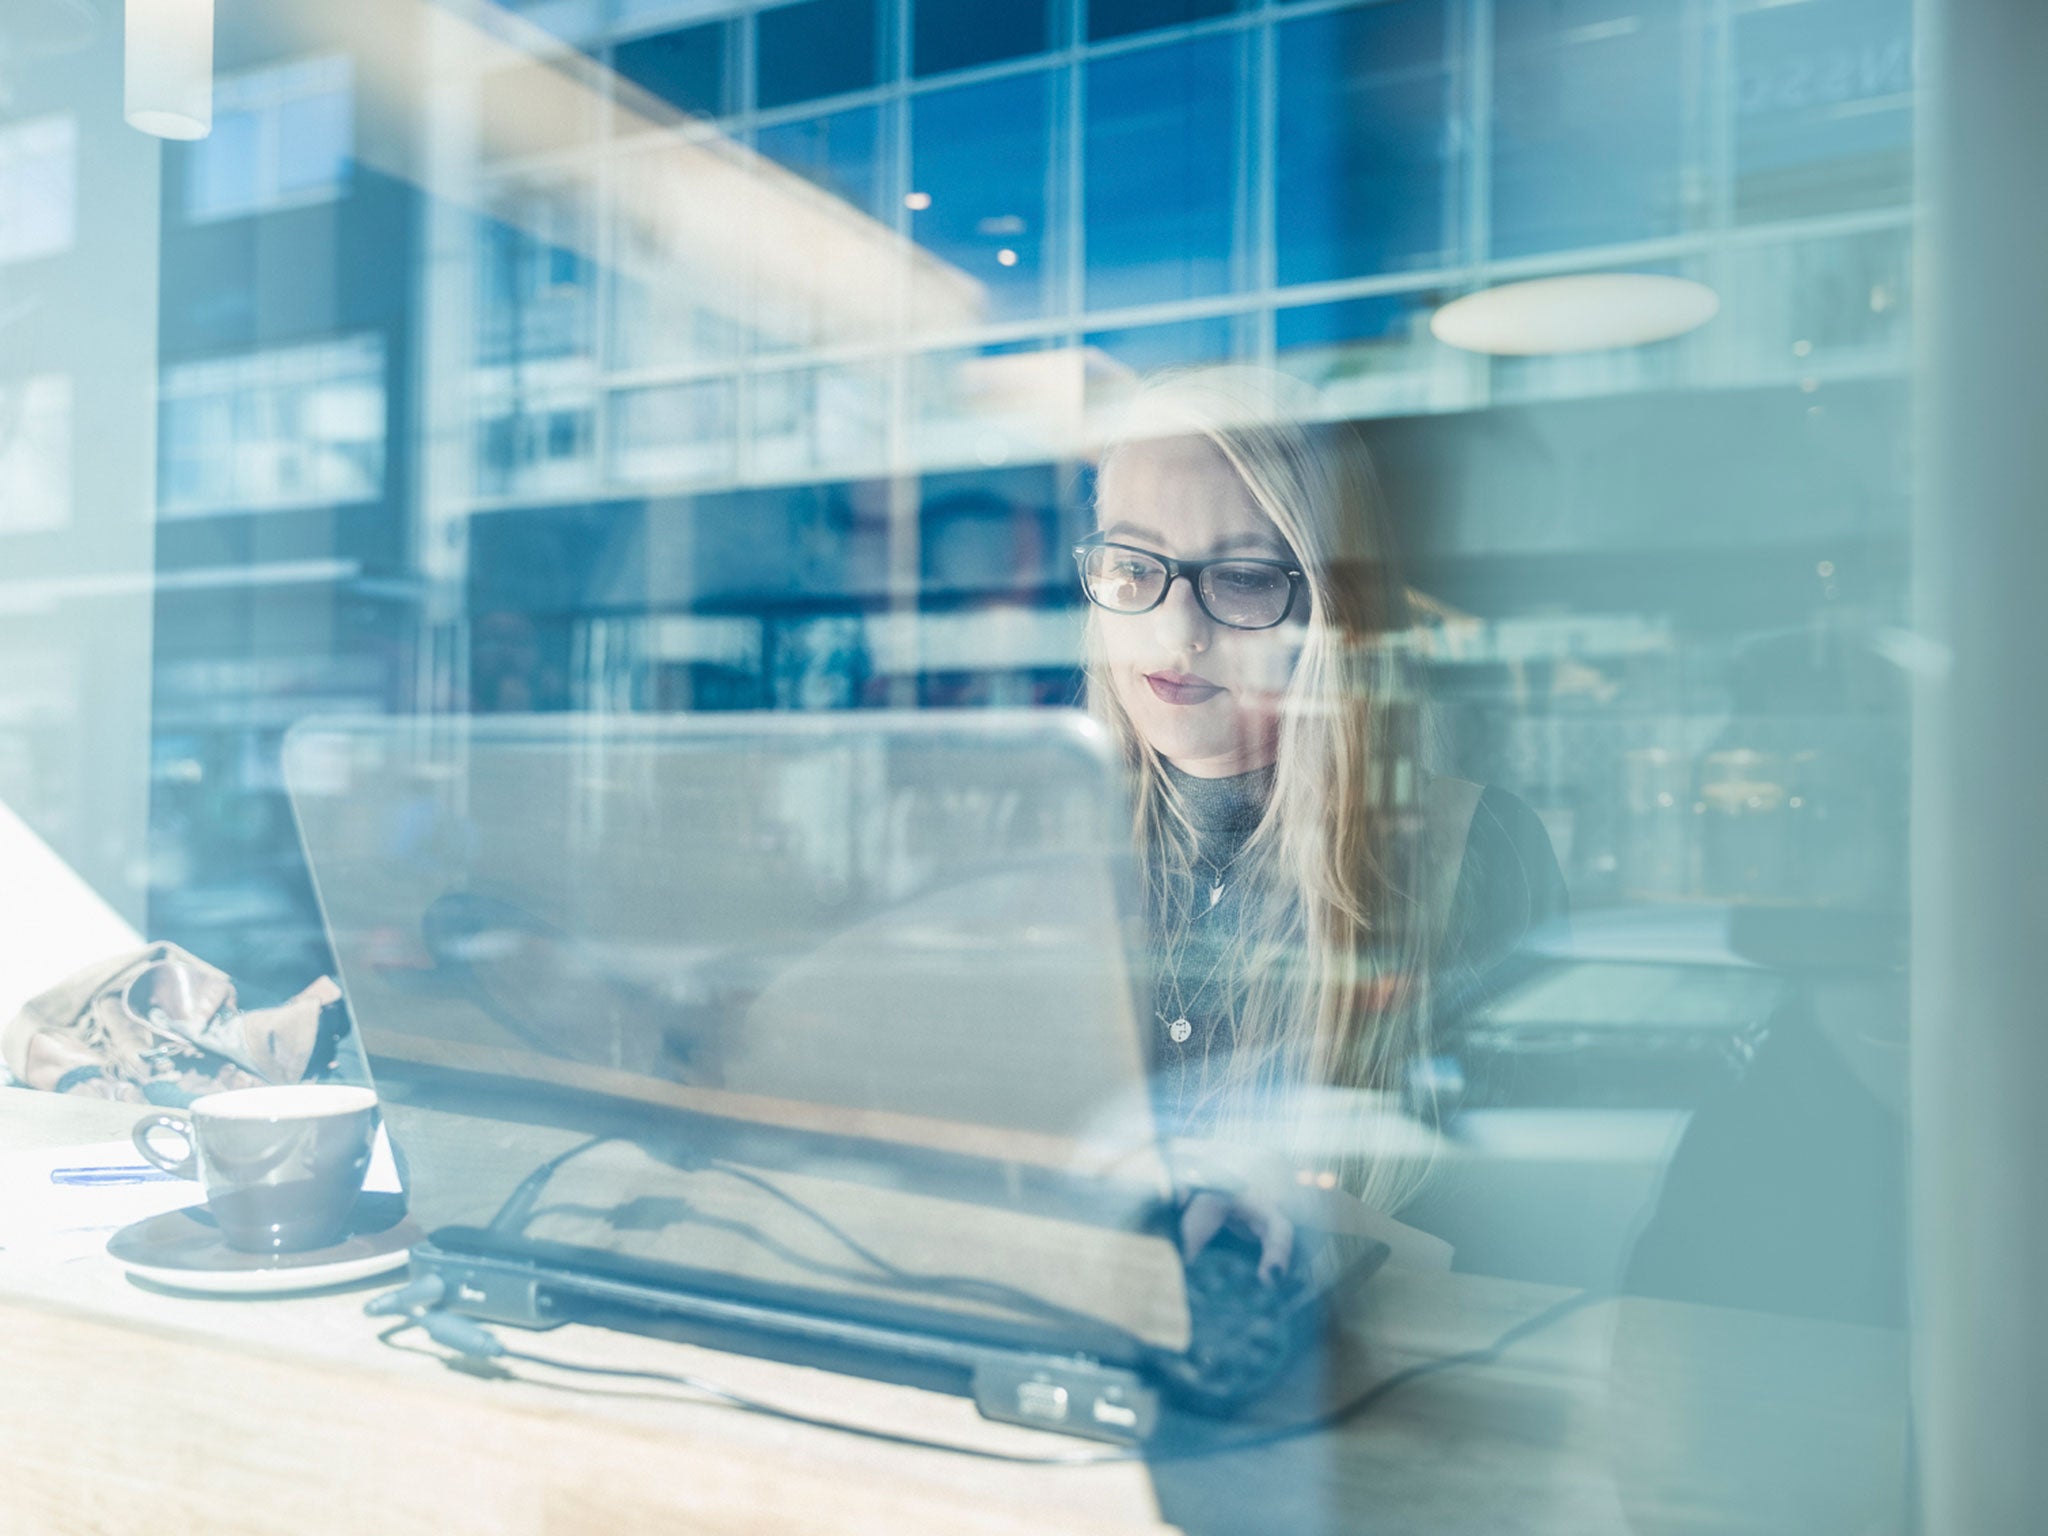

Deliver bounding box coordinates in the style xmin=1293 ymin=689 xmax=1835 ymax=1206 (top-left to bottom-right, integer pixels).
xmin=1179 ymin=1190 xmax=1231 ymax=1260
xmin=1178 ymin=1191 xmax=1297 ymax=1283
xmin=1250 ymin=1207 xmax=1296 ymax=1283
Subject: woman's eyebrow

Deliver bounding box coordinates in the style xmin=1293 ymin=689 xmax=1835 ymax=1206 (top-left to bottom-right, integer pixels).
xmin=1100 ymin=521 xmax=1289 ymax=558
xmin=1211 ymin=532 xmax=1291 ymax=557
xmin=1099 ymin=520 xmax=1166 ymax=546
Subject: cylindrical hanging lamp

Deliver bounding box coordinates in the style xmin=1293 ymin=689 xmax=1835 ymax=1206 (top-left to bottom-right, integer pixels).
xmin=124 ymin=0 xmax=214 ymax=140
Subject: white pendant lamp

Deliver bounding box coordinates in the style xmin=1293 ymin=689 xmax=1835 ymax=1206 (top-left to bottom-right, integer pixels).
xmin=125 ymin=0 xmax=213 ymax=140
xmin=1430 ymin=273 xmax=1720 ymax=356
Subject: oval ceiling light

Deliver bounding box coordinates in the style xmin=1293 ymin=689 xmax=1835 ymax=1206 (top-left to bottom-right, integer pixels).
xmin=1430 ymin=274 xmax=1720 ymax=356
xmin=125 ymin=0 xmax=213 ymax=141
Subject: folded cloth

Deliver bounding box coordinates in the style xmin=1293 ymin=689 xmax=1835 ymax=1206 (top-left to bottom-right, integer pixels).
xmin=0 ymin=942 xmax=340 ymax=1105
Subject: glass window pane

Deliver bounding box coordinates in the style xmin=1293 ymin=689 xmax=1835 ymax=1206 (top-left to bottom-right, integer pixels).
xmin=919 ymin=466 xmax=1063 ymax=594
xmin=1734 ymin=0 xmax=1914 ymax=225
xmin=475 ymin=181 xmax=594 ymax=363
xmin=1084 ymin=35 xmax=1242 ymax=311
xmin=0 ymin=374 xmax=70 ymax=532
xmin=185 ymin=108 xmax=261 ymax=222
xmin=910 ymin=340 xmax=1091 ymax=471
xmin=756 ymin=0 xmax=880 ymax=111
xmin=755 ymin=106 xmax=885 ymax=221
xmin=612 ymin=0 xmax=712 ymax=30
xmin=913 ymin=0 xmax=1054 ymax=79
xmin=1491 ymin=0 xmax=1694 ymax=258
xmin=477 ymin=399 xmax=595 ymax=498
xmin=9 ymin=0 xmax=1954 ymax=1520
xmin=1088 ymin=0 xmax=1240 ymax=45
xmin=1714 ymin=228 xmax=1914 ymax=384
xmin=1275 ymin=291 xmax=1460 ymax=415
xmin=609 ymin=379 xmax=737 ymax=485
xmin=158 ymin=393 xmax=234 ymax=514
xmin=909 ymin=71 xmax=1058 ymax=326
xmin=157 ymin=337 xmax=385 ymax=515
xmin=747 ymin=107 xmax=892 ymax=354
xmin=612 ymin=21 xmax=731 ymax=121
xmin=0 ymin=114 xmax=76 ymax=261
xmin=499 ymin=0 xmax=605 ymax=47
xmin=766 ymin=612 xmax=870 ymax=707
xmin=749 ymin=363 xmax=890 ymax=480
xmin=1084 ymin=313 xmax=1236 ymax=380
xmin=273 ymin=82 xmax=352 ymax=198
xmin=607 ymin=150 xmax=747 ymax=370
xmin=1276 ymin=0 xmax=1458 ymax=285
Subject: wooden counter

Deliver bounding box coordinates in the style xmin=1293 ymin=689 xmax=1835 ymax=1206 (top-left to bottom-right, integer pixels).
xmin=0 ymin=1092 xmax=1909 ymax=1536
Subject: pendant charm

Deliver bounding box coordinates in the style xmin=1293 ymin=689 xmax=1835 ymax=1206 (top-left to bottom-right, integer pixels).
xmin=1167 ymin=1017 xmax=1192 ymax=1044
xmin=1207 ymin=881 xmax=1224 ymax=910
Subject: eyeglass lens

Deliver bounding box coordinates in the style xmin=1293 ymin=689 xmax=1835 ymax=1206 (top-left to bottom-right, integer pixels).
xmin=1079 ymin=546 xmax=1292 ymax=628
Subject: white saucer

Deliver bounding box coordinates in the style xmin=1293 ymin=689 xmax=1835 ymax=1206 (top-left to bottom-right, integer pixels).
xmin=106 ymin=1192 xmax=421 ymax=1296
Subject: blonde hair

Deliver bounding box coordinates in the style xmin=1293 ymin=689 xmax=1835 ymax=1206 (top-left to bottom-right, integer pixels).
xmin=1084 ymin=368 xmax=1436 ymax=1211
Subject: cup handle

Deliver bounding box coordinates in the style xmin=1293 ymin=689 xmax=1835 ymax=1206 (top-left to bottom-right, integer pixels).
xmin=132 ymin=1113 xmax=200 ymax=1180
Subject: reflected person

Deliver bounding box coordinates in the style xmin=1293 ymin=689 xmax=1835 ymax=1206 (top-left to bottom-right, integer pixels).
xmin=1076 ymin=369 xmax=1565 ymax=1251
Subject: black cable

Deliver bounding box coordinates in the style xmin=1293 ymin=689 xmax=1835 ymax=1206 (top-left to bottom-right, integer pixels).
xmin=487 ymin=1134 xmax=617 ymax=1234
xmin=374 ymin=1286 xmax=1609 ymax=1466
xmin=520 ymin=1197 xmax=920 ymax=1294
xmin=374 ymin=1317 xmax=1123 ymax=1466
xmin=525 ymin=1192 xmax=1099 ymax=1326
xmin=450 ymin=1142 xmax=1610 ymax=1457
xmin=497 ymin=1142 xmax=1143 ymax=1342
xmin=694 ymin=1159 xmax=1145 ymax=1339
xmin=705 ymin=1158 xmax=926 ymax=1281
xmin=1143 ymin=1286 xmax=1611 ymax=1462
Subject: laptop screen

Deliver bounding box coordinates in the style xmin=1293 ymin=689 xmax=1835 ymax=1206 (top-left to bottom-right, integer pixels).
xmin=284 ymin=710 xmax=1190 ymax=1356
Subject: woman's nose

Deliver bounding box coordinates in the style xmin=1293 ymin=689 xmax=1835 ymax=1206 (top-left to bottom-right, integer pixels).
xmin=1152 ymin=574 xmax=1212 ymax=654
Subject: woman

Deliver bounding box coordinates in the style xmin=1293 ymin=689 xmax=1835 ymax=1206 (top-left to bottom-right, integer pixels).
xmin=1076 ymin=370 xmax=1565 ymax=1220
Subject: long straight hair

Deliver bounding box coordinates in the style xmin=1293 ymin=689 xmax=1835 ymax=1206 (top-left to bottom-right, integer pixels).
xmin=1084 ymin=369 xmax=1436 ymax=1211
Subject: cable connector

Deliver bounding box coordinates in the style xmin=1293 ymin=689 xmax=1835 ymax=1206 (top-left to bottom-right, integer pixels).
xmin=420 ymin=1309 xmax=507 ymax=1358
xmin=363 ymin=1272 xmax=447 ymax=1317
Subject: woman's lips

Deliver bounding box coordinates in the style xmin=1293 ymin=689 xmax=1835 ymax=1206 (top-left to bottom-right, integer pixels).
xmin=1146 ymin=671 xmax=1225 ymax=706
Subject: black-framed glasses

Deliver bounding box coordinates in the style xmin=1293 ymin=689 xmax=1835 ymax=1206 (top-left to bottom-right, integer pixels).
xmin=1072 ymin=536 xmax=1306 ymax=631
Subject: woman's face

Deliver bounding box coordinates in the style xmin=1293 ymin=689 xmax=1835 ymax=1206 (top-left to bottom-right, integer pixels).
xmin=1093 ymin=435 xmax=1308 ymax=778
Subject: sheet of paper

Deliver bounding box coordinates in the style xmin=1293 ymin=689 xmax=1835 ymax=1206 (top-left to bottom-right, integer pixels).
xmin=0 ymin=798 xmax=144 ymax=1044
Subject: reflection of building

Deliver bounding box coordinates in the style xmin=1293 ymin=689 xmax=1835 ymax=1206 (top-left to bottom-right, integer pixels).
xmin=0 ymin=109 xmax=82 ymax=539
xmin=128 ymin=0 xmax=1915 ymax=992
xmin=146 ymin=23 xmax=429 ymax=998
xmin=443 ymin=0 xmax=1915 ymax=773
xmin=0 ymin=16 xmax=165 ymax=939
xmin=454 ymin=0 xmax=1913 ymax=483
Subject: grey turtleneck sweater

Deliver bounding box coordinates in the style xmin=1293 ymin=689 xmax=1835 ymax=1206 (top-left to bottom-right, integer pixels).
xmin=1149 ymin=761 xmax=1273 ymax=1126
xmin=1146 ymin=760 xmax=1567 ymax=1130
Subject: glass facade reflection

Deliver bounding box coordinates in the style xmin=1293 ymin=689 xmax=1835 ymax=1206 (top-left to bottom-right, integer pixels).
xmin=0 ymin=0 xmax=1964 ymax=1524
xmin=3 ymin=0 xmax=1921 ymax=1123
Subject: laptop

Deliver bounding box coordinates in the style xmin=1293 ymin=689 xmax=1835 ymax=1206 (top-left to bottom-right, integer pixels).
xmin=283 ymin=710 xmax=1386 ymax=1442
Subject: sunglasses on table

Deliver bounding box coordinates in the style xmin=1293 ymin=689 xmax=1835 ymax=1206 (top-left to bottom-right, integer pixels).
xmin=1072 ymin=535 xmax=1306 ymax=631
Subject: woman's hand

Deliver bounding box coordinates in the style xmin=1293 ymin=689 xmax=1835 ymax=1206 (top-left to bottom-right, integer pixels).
xmin=1177 ymin=1188 xmax=1296 ymax=1283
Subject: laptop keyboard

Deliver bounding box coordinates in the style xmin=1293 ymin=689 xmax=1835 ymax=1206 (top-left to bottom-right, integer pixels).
xmin=1153 ymin=1232 xmax=1306 ymax=1411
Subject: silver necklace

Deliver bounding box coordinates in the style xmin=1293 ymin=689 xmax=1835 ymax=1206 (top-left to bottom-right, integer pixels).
xmin=1195 ymin=843 xmax=1246 ymax=914
xmin=1156 ymin=863 xmax=1241 ymax=1046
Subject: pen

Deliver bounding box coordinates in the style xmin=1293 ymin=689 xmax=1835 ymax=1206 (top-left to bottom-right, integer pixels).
xmin=49 ymin=1165 xmax=181 ymax=1186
